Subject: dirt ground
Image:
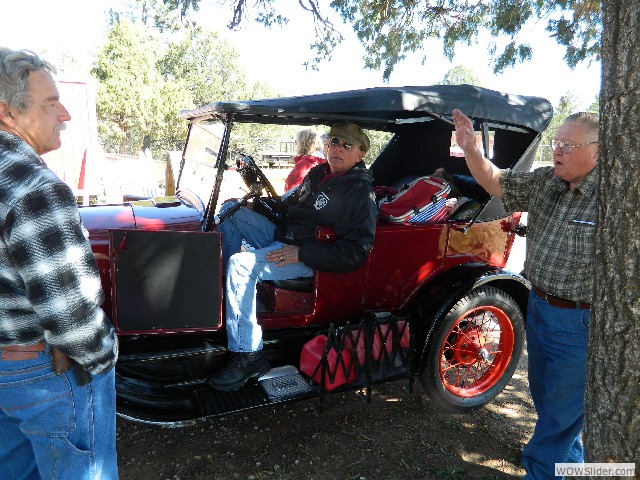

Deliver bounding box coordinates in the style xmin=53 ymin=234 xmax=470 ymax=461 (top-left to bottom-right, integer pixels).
xmin=115 ymin=349 xmax=535 ymax=480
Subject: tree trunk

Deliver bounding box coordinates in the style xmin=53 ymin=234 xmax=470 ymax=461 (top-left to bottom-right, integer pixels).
xmin=584 ymin=0 xmax=640 ymax=463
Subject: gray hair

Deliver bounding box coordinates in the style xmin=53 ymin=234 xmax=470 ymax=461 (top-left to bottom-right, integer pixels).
xmin=565 ymin=111 xmax=599 ymax=141
xmin=0 ymin=47 xmax=55 ymax=114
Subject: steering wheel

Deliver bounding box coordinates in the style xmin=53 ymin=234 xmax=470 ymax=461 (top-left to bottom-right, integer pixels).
xmin=235 ymin=154 xmax=285 ymax=223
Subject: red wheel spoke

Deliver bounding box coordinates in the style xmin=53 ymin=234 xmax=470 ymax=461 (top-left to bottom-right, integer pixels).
xmin=438 ymin=304 xmax=515 ymax=398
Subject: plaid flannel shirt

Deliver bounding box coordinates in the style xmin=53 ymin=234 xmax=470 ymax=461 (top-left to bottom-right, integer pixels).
xmin=500 ymin=166 xmax=597 ymax=304
xmin=0 ymin=131 xmax=117 ymax=374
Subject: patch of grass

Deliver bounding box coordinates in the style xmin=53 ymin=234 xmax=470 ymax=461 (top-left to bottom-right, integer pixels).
xmin=420 ymin=438 xmax=439 ymax=453
xmin=435 ymin=466 xmax=467 ymax=479
xmin=443 ymin=418 xmax=462 ymax=430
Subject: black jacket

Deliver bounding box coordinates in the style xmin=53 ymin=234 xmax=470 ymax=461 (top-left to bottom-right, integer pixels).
xmin=276 ymin=161 xmax=377 ymax=273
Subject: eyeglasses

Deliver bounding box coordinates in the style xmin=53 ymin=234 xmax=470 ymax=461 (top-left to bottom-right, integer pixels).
xmin=551 ymin=139 xmax=598 ymax=154
xmin=329 ymin=137 xmax=357 ymax=150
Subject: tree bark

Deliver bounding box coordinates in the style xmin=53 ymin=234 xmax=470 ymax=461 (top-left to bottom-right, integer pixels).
xmin=584 ymin=0 xmax=640 ymax=463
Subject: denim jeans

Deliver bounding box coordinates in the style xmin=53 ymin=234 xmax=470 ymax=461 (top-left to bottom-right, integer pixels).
xmin=522 ymin=290 xmax=590 ymax=480
xmin=0 ymin=347 xmax=118 ymax=480
xmin=217 ymin=204 xmax=313 ymax=352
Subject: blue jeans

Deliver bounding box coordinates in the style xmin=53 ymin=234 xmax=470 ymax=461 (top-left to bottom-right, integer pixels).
xmin=0 ymin=347 xmax=118 ymax=480
xmin=217 ymin=204 xmax=313 ymax=352
xmin=522 ymin=290 xmax=590 ymax=480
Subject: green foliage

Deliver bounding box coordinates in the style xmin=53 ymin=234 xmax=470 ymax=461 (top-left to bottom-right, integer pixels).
xmin=147 ymin=79 xmax=193 ymax=155
xmin=93 ymin=1 xmax=601 ymax=163
xmin=539 ymin=91 xmax=581 ymax=162
xmin=439 ymin=65 xmax=482 ymax=86
xmin=131 ymin=0 xmax=188 ymax=32
xmin=92 ymin=11 xmax=256 ymax=159
xmin=92 ymin=20 xmax=165 ymax=155
xmin=158 ymin=26 xmax=247 ymax=107
xmin=162 ymin=0 xmax=200 ymax=19
xmin=443 ymin=418 xmax=463 ymax=430
xmin=365 ymin=129 xmax=393 ymax=165
xmin=345 ymin=0 xmax=601 ymax=79
xmin=545 ymin=1 xmax=601 ymax=67
xmin=435 ymin=466 xmax=466 ymax=479
xmin=92 ymin=19 xmax=197 ymax=157
xmin=228 ymin=83 xmax=291 ymax=158
xmin=161 ymin=0 xmax=601 ymax=81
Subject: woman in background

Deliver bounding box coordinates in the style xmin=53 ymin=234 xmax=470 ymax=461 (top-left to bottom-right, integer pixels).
xmin=284 ymin=129 xmax=327 ymax=191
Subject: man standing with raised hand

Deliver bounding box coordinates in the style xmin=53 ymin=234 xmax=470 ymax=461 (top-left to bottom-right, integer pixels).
xmin=453 ymin=108 xmax=598 ymax=479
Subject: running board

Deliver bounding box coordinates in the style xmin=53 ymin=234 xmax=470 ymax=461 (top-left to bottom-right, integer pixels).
xmin=259 ymin=365 xmax=314 ymax=399
xmin=116 ymin=365 xmax=316 ymax=427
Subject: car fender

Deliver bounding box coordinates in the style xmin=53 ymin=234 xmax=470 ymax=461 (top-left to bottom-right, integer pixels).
xmin=407 ymin=262 xmax=530 ymax=372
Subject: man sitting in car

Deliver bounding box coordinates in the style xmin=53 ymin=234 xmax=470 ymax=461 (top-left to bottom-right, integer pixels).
xmin=210 ymin=122 xmax=377 ymax=391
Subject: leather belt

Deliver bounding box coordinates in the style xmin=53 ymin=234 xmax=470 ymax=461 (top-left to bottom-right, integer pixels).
xmin=0 ymin=341 xmax=46 ymax=361
xmin=532 ymin=286 xmax=591 ymax=310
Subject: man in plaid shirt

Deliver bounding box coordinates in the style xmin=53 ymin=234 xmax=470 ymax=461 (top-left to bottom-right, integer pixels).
xmin=0 ymin=48 xmax=118 ymax=479
xmin=453 ymin=108 xmax=598 ymax=479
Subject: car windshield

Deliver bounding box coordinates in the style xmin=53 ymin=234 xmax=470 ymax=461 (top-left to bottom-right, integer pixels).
xmin=173 ymin=121 xmax=224 ymax=205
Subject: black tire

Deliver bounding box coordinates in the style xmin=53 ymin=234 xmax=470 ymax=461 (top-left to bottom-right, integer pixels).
xmin=419 ymin=286 xmax=525 ymax=411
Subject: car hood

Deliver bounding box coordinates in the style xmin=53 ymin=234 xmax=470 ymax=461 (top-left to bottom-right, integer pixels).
xmin=80 ymin=200 xmax=203 ymax=246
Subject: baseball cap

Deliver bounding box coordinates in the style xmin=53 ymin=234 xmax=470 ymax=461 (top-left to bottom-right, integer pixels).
xmin=328 ymin=122 xmax=370 ymax=153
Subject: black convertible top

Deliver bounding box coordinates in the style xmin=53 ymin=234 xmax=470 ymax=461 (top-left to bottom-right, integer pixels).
xmin=179 ymin=84 xmax=553 ymax=134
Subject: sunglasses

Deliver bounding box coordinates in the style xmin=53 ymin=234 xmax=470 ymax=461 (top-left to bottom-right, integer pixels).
xmin=329 ymin=137 xmax=358 ymax=150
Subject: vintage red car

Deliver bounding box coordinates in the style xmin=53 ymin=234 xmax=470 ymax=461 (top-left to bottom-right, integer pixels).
xmin=79 ymin=85 xmax=552 ymax=426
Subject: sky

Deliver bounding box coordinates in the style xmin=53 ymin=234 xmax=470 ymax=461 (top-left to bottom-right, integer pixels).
xmin=2 ymin=0 xmax=601 ymax=110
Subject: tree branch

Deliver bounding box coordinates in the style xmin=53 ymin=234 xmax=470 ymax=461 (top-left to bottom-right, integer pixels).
xmin=228 ymin=0 xmax=247 ymax=29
